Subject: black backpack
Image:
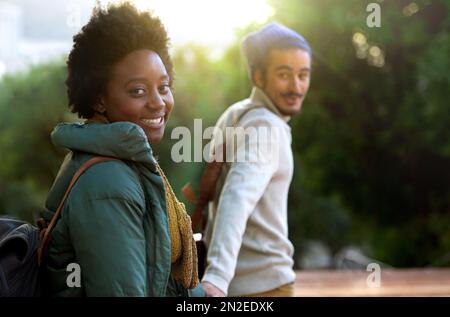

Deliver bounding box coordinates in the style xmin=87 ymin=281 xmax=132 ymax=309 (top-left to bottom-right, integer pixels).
xmin=0 ymin=156 xmax=117 ymax=297
xmin=0 ymin=217 xmax=42 ymax=296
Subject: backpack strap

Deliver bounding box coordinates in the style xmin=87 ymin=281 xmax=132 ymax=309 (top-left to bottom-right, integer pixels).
xmin=187 ymin=105 xmax=264 ymax=232
xmin=37 ymin=156 xmax=119 ymax=266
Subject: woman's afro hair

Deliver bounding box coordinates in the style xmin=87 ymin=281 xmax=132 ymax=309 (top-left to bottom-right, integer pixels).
xmin=66 ymin=2 xmax=173 ymax=118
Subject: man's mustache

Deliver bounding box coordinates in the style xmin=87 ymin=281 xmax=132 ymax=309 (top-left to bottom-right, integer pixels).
xmin=282 ymin=92 xmax=304 ymax=98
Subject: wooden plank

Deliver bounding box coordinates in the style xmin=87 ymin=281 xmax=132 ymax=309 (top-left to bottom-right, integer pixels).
xmin=294 ymin=268 xmax=450 ymax=296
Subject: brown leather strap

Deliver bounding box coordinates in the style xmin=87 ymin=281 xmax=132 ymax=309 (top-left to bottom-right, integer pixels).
xmin=37 ymin=156 xmax=119 ymax=265
xmin=190 ymin=106 xmax=264 ymax=232
xmin=189 ymin=160 xmax=224 ymax=231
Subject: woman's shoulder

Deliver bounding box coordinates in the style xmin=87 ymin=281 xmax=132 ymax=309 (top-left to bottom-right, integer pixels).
xmin=68 ymin=152 xmax=145 ymax=204
xmin=51 ymin=122 xmax=156 ymax=165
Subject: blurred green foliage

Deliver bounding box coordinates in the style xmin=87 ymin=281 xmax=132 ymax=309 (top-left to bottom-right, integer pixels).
xmin=0 ymin=0 xmax=448 ymax=267
xmin=271 ymin=0 xmax=450 ymax=266
xmin=0 ymin=61 xmax=78 ymax=223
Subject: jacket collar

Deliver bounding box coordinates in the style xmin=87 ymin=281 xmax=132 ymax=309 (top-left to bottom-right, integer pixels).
xmin=249 ymin=86 xmax=291 ymax=123
xmin=51 ymin=121 xmax=157 ymax=167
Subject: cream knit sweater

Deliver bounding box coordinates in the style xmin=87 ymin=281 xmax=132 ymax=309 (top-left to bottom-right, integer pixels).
xmin=202 ymin=87 xmax=296 ymax=296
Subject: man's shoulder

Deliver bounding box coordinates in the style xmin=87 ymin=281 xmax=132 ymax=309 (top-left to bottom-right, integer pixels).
xmin=220 ymin=98 xmax=252 ymax=120
xmin=235 ymin=106 xmax=286 ymax=130
xmin=218 ymin=98 xmax=282 ymax=128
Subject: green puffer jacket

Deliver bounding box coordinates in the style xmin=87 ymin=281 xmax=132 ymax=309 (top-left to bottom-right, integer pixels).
xmin=42 ymin=121 xmax=202 ymax=297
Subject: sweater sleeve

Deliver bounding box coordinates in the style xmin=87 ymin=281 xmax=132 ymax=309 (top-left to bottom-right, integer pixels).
xmin=202 ymin=118 xmax=280 ymax=295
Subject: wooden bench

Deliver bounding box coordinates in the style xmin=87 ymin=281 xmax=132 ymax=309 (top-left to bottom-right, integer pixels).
xmin=294 ymin=268 xmax=450 ymax=296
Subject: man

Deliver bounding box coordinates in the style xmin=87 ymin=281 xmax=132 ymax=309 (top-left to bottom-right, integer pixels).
xmin=201 ymin=22 xmax=312 ymax=297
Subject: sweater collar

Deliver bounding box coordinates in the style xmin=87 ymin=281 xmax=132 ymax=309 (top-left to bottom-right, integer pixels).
xmin=249 ymin=86 xmax=291 ymax=123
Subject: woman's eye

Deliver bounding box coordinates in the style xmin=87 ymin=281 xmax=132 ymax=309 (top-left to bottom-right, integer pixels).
xmin=159 ymin=84 xmax=171 ymax=94
xmin=130 ymin=88 xmax=146 ymax=96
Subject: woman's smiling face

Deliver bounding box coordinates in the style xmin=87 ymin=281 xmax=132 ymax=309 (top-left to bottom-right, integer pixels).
xmin=96 ymin=49 xmax=174 ymax=143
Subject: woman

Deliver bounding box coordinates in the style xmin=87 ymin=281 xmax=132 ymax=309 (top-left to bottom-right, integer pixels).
xmin=42 ymin=2 xmax=200 ymax=296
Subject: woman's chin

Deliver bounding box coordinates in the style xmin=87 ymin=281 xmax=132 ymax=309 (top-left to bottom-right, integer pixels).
xmin=145 ymin=130 xmax=164 ymax=144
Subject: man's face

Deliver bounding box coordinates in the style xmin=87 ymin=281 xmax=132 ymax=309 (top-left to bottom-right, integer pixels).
xmin=255 ymin=48 xmax=311 ymax=116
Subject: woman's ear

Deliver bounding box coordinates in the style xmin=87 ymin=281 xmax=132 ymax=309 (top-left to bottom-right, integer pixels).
xmin=94 ymin=96 xmax=107 ymax=114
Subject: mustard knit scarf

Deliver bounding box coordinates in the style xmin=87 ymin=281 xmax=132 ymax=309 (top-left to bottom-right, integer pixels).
xmin=156 ymin=164 xmax=199 ymax=289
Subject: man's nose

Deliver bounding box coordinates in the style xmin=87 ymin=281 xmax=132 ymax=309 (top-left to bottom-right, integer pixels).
xmin=289 ymin=76 xmax=303 ymax=93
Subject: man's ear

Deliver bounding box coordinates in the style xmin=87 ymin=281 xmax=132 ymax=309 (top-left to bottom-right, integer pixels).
xmin=254 ymin=69 xmax=264 ymax=88
xmin=94 ymin=95 xmax=107 ymax=113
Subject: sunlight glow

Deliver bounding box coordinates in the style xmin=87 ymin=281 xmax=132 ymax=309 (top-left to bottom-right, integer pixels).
xmin=403 ymin=2 xmax=419 ymax=16
xmin=102 ymin=0 xmax=274 ymax=48
xmin=352 ymin=32 xmax=385 ymax=67
xmin=0 ymin=61 xmax=5 ymax=78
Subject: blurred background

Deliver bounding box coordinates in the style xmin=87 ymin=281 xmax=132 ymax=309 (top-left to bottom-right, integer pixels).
xmin=0 ymin=0 xmax=449 ymax=270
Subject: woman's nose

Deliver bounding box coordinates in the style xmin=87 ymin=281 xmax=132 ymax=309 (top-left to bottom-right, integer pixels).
xmin=147 ymin=91 xmax=165 ymax=109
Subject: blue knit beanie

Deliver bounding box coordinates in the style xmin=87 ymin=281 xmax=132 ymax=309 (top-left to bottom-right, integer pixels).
xmin=242 ymin=22 xmax=311 ymax=78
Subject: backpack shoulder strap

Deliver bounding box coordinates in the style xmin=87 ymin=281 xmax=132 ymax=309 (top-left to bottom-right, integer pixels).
xmin=230 ymin=104 xmax=265 ymax=130
xmin=37 ymin=156 xmax=119 ymax=265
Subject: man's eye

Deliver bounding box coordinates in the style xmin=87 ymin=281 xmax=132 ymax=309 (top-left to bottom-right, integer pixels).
xmin=278 ymin=73 xmax=289 ymax=79
xmin=299 ymin=73 xmax=309 ymax=80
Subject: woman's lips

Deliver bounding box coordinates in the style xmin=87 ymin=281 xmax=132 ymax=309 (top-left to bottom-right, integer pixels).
xmin=141 ymin=116 xmax=164 ymax=128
